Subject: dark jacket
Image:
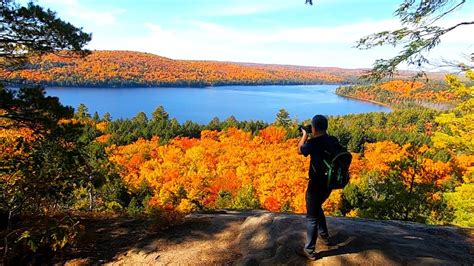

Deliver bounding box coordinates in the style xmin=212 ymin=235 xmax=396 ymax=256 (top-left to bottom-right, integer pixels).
xmin=300 ymin=134 xmax=340 ymax=189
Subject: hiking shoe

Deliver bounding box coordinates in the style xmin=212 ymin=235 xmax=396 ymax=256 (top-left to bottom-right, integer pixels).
xmin=296 ymin=248 xmax=319 ymax=261
xmin=319 ymin=234 xmax=333 ymax=246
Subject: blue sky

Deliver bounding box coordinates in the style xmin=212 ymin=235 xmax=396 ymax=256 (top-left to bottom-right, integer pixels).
xmin=33 ymin=0 xmax=474 ymax=69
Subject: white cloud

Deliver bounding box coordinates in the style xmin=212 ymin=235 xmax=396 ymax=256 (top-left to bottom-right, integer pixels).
xmin=88 ymin=20 xmax=393 ymax=67
xmin=181 ymin=19 xmax=402 ymax=46
xmin=70 ymin=8 xmax=126 ymax=26
xmin=89 ymin=16 xmax=472 ymax=68
xmin=35 ymin=0 xmax=473 ymax=68
xmin=435 ymin=18 xmax=474 ymax=45
xmin=272 ymin=20 xmax=401 ymax=44
xmin=38 ymin=0 xmax=125 ymax=26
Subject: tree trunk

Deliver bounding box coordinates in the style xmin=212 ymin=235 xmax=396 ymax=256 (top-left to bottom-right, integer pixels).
xmin=88 ymin=177 xmax=94 ymax=211
xmin=405 ymin=170 xmax=416 ymax=221
xmin=4 ymin=210 xmax=12 ymax=257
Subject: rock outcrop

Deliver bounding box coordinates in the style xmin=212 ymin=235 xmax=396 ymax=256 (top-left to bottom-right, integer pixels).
xmin=65 ymin=210 xmax=473 ymax=265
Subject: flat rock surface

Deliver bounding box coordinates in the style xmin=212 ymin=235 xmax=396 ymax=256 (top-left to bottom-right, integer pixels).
xmin=63 ymin=210 xmax=473 ymax=265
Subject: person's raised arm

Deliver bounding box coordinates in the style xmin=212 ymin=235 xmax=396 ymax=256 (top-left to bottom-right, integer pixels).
xmin=298 ymin=129 xmax=309 ymax=155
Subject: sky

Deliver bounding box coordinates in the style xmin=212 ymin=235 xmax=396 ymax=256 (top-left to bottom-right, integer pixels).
xmin=30 ymin=0 xmax=474 ymax=69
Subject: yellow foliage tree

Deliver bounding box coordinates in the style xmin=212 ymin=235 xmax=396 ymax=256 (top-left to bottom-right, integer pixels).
xmin=433 ymin=71 xmax=474 ymax=154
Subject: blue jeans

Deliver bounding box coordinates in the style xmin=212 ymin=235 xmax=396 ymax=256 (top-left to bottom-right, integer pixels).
xmin=304 ymin=179 xmax=331 ymax=252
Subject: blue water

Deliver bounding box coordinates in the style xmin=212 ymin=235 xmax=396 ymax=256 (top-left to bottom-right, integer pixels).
xmin=45 ymin=85 xmax=390 ymax=124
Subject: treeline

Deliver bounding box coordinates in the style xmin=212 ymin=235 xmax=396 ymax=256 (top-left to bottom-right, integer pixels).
xmin=0 ymin=51 xmax=347 ymax=87
xmin=88 ymin=105 xmax=438 ymax=154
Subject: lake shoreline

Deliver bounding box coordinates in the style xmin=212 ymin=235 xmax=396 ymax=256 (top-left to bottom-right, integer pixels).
xmin=335 ymin=92 xmax=394 ymax=110
xmin=5 ymin=81 xmax=356 ymax=89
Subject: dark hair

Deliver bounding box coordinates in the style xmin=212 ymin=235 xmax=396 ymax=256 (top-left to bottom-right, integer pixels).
xmin=311 ymin=115 xmax=328 ymax=131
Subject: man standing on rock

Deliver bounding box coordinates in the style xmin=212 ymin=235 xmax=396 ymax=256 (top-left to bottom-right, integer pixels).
xmin=297 ymin=115 xmax=336 ymax=260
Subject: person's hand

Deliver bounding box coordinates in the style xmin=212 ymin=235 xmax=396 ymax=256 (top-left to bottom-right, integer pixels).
xmin=297 ymin=127 xmax=308 ymax=154
xmin=298 ymin=125 xmax=311 ymax=136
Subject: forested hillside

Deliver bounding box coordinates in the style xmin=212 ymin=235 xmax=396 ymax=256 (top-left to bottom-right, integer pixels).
xmin=0 ymin=51 xmax=347 ymax=87
xmin=1 ymin=51 xmax=448 ymax=88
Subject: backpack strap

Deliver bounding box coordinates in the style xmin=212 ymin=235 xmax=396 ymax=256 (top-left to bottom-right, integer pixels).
xmin=332 ymin=151 xmax=352 ymax=164
xmin=310 ymin=159 xmax=331 ymax=176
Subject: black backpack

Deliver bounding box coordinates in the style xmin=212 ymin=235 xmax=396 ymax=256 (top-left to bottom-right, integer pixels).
xmin=311 ymin=137 xmax=352 ymax=189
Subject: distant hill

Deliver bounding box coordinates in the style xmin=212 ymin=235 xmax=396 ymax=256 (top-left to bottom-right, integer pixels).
xmin=0 ymin=50 xmax=446 ymax=88
xmin=0 ymin=51 xmax=343 ymax=87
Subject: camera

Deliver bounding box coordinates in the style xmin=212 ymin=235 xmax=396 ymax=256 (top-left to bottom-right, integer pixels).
xmin=298 ymin=124 xmax=312 ymax=133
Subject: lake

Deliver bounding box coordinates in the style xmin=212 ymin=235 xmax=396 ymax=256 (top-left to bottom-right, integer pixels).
xmin=45 ymin=85 xmax=390 ymax=124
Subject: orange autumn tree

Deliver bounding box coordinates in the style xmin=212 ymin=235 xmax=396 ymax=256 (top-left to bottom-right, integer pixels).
xmin=363 ymin=141 xmax=408 ymax=174
xmin=379 ymin=80 xmax=424 ymax=96
xmin=108 ymin=126 xmax=343 ymax=214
